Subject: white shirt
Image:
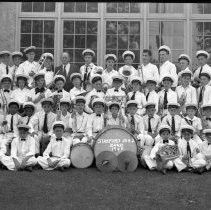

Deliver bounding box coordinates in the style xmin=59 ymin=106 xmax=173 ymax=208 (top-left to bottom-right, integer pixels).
xmin=145 ymin=90 xmax=159 ymax=113
xmin=43 ymin=136 xmax=71 ymax=159
xmin=176 ymin=85 xmax=197 ymax=105
xmin=11 ymin=135 xmax=35 ymax=159
xmin=138 ymin=63 xmax=160 ymax=84
xmin=181 ymin=116 xmax=202 ymax=132
xmin=158 ymin=89 xmax=177 ymax=109
xmin=60 ymin=112 xmax=71 ymax=129
xmin=4 ymin=113 xmax=20 ymax=136
xmin=193 ymin=64 xmax=211 ymax=81
xmin=199 ymin=141 xmax=211 ymax=157
xmin=127 ymin=91 xmax=146 ymax=111
xmin=102 ymin=69 xmax=119 ymax=88
xmin=142 ymin=114 xmax=161 ymax=135
xmin=197 ymin=85 xmax=211 ymax=106
xmin=159 ymin=60 xmax=178 ymax=87
xmin=106 ymin=115 xmax=126 ymax=127
xmin=125 ymin=114 xmax=145 ymax=134
xmin=39 ymin=68 xmax=54 ymax=86
xmin=0 ymin=63 xmax=14 ymax=77
xmin=80 ymin=62 xmax=98 ymax=81
xmin=69 ymin=112 xmax=89 ymax=134
xmin=52 ymin=89 xmax=70 ymax=100
xmin=69 ymin=87 xmax=86 ymax=101
xmin=10 ymin=88 xmax=31 ymax=105
xmin=63 ymin=63 xmax=70 ymax=75
xmin=0 ymin=89 xmax=12 ymax=115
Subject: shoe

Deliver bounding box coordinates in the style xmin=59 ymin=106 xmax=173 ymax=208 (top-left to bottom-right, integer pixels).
xmin=25 ymin=167 xmax=33 ymax=172
xmin=161 ymin=169 xmax=167 ymax=175
xmin=195 ymin=167 xmax=205 ymax=175
xmin=58 ymin=167 xmax=64 ymax=172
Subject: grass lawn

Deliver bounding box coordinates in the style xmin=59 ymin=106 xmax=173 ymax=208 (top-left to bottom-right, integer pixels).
xmin=0 ymin=166 xmax=211 ymax=210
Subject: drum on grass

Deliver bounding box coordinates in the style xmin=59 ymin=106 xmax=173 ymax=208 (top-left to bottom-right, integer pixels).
xmin=94 ymin=125 xmax=138 ymax=172
xmin=70 ymin=143 xmax=94 ymax=169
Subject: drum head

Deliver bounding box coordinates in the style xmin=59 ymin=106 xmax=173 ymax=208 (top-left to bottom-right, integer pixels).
xmin=117 ymin=151 xmax=138 ymax=172
xmin=96 ymin=151 xmax=118 ymax=173
xmin=94 ymin=125 xmax=137 ymax=157
xmin=70 ymin=143 xmax=94 ymax=169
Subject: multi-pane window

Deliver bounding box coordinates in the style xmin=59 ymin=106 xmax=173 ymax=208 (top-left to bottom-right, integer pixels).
xmin=149 ymin=3 xmax=184 ymax=13
xmin=63 ymin=20 xmax=98 ymax=68
xmin=192 ymin=3 xmax=211 ymax=14
xmin=106 ymin=21 xmax=141 ymax=69
xmin=20 ymin=20 xmax=55 ymax=60
xmin=21 ymin=2 xmax=55 ymax=12
xmin=192 ymin=22 xmax=211 ymax=66
xmin=64 ymin=2 xmax=98 ymax=13
xmin=106 ymin=3 xmax=140 ymax=13
xmin=149 ymin=21 xmax=184 ymax=67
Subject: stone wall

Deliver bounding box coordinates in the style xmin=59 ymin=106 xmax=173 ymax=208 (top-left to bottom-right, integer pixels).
xmin=0 ymin=2 xmax=17 ymax=51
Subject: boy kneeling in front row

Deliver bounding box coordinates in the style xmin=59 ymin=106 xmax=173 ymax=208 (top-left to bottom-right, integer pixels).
xmin=37 ymin=121 xmax=72 ymax=171
xmin=1 ymin=124 xmax=37 ymax=172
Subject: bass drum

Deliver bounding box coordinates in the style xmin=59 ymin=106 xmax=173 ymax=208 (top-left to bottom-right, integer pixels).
xmin=93 ymin=125 xmax=138 ymax=172
xmin=70 ymin=143 xmax=94 ymax=169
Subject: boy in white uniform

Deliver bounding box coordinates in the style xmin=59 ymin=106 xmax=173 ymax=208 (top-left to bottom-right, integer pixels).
xmin=0 ymin=51 xmax=12 ymax=76
xmin=69 ymin=73 xmax=86 ymax=101
xmin=127 ymin=76 xmax=146 ymax=116
xmin=0 ymin=75 xmax=13 ymax=116
xmin=80 ymin=49 xmax=97 ymax=91
xmin=10 ymin=52 xmax=23 ymax=81
xmin=1 ymin=124 xmax=37 ymax=171
xmin=37 ymin=121 xmax=72 ymax=171
xmin=201 ymin=104 xmax=211 ymax=129
xmin=193 ymin=50 xmax=211 ymax=88
xmin=69 ymin=96 xmax=89 ymax=145
xmin=174 ymin=125 xmax=206 ymax=174
xmin=16 ymin=46 xmax=39 ymax=88
xmin=158 ymin=45 xmax=178 ymax=89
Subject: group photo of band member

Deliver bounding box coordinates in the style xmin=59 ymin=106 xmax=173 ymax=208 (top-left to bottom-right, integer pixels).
xmin=0 ymin=44 xmax=211 ymax=175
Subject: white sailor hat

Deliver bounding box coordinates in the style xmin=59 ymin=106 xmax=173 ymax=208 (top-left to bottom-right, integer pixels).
xmin=201 ymin=104 xmax=211 ymax=110
xmin=158 ymin=125 xmax=171 ymax=134
xmin=17 ymin=124 xmax=30 ymax=131
xmin=60 ymin=98 xmax=71 ymax=106
xmin=16 ymin=74 xmax=29 ymax=81
xmin=90 ymin=74 xmax=102 ymax=84
xmin=145 ymin=102 xmax=156 ymax=109
xmin=185 ymin=103 xmax=198 ymax=110
xmin=70 ymin=73 xmax=82 ymax=81
xmin=11 ymin=51 xmax=23 ymax=58
xmin=178 ymin=54 xmax=191 ymax=63
xmin=40 ymin=97 xmax=54 ymax=105
xmin=52 ymin=121 xmax=66 ymax=130
xmin=112 ymin=75 xmax=124 ymax=82
xmin=199 ymin=71 xmax=211 ymax=79
xmin=167 ymin=102 xmax=180 ymax=109
xmin=34 ymin=72 xmax=45 ymax=80
xmin=180 ymin=125 xmax=195 ymax=133
xmin=23 ymin=102 xmax=36 ymax=111
xmin=8 ymin=99 xmax=19 ymax=108
xmin=162 ymin=74 xmax=174 ymax=84
xmin=0 ymin=74 xmax=12 ymax=83
xmin=146 ymin=78 xmax=157 ymax=85
xmin=75 ymin=96 xmax=86 ymax=104
xmin=53 ymin=75 xmax=66 ymax=84
xmin=82 ymin=49 xmax=95 ymax=57
xmin=24 ymin=46 xmax=36 ymax=54
xmin=196 ymin=50 xmax=210 ymax=59
xmin=92 ymin=98 xmax=105 ymax=107
xmin=126 ymin=100 xmax=139 ymax=107
xmin=0 ymin=51 xmax=11 ymax=56
xmin=179 ymin=69 xmax=193 ymax=77
xmin=158 ymin=45 xmax=171 ymax=54
xmin=122 ymin=51 xmax=135 ymax=60
xmin=43 ymin=52 xmax=54 ymax=60
xmin=203 ymin=129 xmax=211 ymax=134
xmin=130 ymin=76 xmax=142 ymax=84
xmin=104 ymin=54 xmax=117 ymax=61
xmin=108 ymin=101 xmax=121 ymax=109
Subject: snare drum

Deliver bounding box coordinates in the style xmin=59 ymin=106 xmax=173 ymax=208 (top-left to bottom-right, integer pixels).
xmin=70 ymin=143 xmax=94 ymax=169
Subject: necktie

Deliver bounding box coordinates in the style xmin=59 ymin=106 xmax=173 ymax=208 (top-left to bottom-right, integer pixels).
xmin=187 ymin=141 xmax=191 ymax=158
xmin=148 ymin=117 xmax=152 ymax=133
xmin=4 ymin=89 xmax=10 ymax=93
xmin=131 ymin=92 xmax=136 ymax=100
xmin=189 ymin=119 xmax=193 ymax=125
xmin=21 ymin=138 xmax=26 ymax=141
xmin=171 ymin=116 xmax=176 ymax=135
xmin=6 ymin=65 xmax=9 ymax=74
xmin=114 ymin=89 xmax=119 ymax=92
xmin=42 ymin=113 xmax=48 ymax=133
xmin=96 ymin=114 xmax=101 ymax=117
xmin=58 ymin=90 xmax=62 ymax=93
xmin=206 ymin=117 xmax=211 ymax=121
xmin=131 ymin=116 xmax=135 ymax=127
xmin=163 ymin=90 xmax=168 ymax=109
xmin=199 ymin=86 xmax=204 ymax=104
xmin=35 ymin=87 xmax=45 ymax=94
xmin=199 ymin=66 xmax=203 ymax=78
xmin=146 ymin=92 xmax=150 ymax=101
xmin=163 ymin=140 xmax=169 ymax=144
xmin=56 ymin=138 xmax=62 ymax=141
xmin=10 ymin=115 xmax=14 ymax=132
xmin=63 ymin=65 xmax=67 ymax=78
xmin=27 ymin=117 xmax=30 ymax=125
xmin=97 ymin=90 xmax=102 ymax=93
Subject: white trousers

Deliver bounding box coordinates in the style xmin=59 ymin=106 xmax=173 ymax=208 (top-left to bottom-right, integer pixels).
xmin=37 ymin=156 xmax=71 ymax=170
xmin=1 ymin=155 xmax=37 ymax=171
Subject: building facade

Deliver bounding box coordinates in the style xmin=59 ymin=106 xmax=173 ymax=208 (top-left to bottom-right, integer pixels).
xmin=1 ymin=2 xmax=211 ymax=70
